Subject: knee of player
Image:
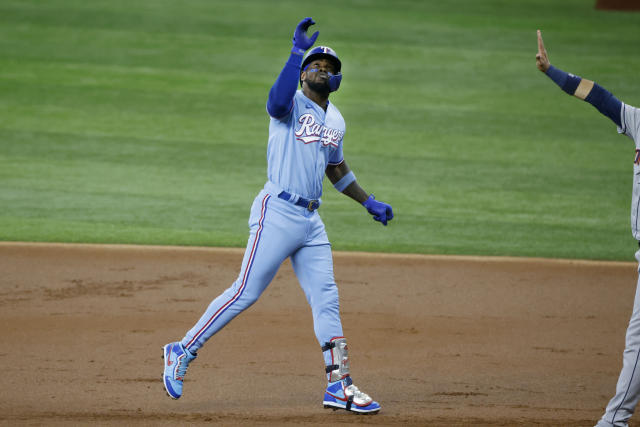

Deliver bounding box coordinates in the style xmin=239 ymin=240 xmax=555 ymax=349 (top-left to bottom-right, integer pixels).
xmin=310 ymin=280 xmax=339 ymax=299
xmin=227 ymin=282 xmax=262 ymax=307
xmin=312 ymin=297 xmax=341 ymax=316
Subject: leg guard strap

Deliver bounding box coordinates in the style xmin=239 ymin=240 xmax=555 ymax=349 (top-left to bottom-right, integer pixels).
xmin=321 ymin=341 xmax=336 ymax=352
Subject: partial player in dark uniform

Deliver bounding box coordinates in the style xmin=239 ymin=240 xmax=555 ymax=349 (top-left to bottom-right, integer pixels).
xmin=537 ymin=29 xmax=640 ymax=427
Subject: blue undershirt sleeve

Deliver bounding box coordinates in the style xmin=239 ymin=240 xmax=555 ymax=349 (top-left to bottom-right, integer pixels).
xmin=545 ymin=65 xmax=622 ymax=128
xmin=585 ymin=83 xmax=623 ymax=128
xmin=266 ymin=53 xmax=303 ymax=119
xmin=545 ymin=65 xmax=581 ymax=95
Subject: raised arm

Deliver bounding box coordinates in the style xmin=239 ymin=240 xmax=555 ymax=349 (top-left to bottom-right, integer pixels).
xmin=537 ymin=29 xmax=622 ymax=127
xmin=266 ymin=18 xmax=318 ymax=118
xmin=326 ymin=161 xmax=394 ymax=226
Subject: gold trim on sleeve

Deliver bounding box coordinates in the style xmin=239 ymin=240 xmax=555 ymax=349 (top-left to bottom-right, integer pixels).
xmin=574 ymin=79 xmax=594 ymax=100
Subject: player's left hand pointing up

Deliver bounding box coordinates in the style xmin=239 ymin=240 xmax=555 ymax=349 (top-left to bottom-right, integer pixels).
xmin=536 ymin=29 xmax=550 ymax=73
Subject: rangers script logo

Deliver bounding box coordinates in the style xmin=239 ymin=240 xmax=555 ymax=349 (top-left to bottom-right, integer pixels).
xmin=295 ymin=113 xmax=343 ymax=148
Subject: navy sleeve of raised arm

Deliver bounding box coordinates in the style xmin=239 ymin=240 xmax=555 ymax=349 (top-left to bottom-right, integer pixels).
xmin=266 ymin=53 xmax=303 ymax=118
xmin=545 ymin=65 xmax=622 ymax=128
xmin=545 ymin=65 xmax=580 ymax=95
xmin=584 ymin=83 xmax=622 ymax=128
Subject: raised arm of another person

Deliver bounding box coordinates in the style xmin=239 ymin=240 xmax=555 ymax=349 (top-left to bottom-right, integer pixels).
xmin=536 ymin=29 xmax=622 ymax=127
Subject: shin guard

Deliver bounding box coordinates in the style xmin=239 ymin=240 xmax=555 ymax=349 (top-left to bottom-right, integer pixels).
xmin=322 ymin=337 xmax=350 ymax=382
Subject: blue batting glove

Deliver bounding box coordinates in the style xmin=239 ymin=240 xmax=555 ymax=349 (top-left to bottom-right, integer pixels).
xmin=362 ymin=195 xmax=394 ymax=226
xmin=292 ymin=17 xmax=319 ymax=55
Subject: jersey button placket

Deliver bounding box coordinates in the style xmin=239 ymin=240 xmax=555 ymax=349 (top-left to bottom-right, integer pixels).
xmin=313 ymin=117 xmax=325 ymax=199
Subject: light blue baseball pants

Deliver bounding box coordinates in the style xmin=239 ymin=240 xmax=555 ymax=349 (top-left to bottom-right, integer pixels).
xmin=181 ymin=184 xmax=343 ymax=368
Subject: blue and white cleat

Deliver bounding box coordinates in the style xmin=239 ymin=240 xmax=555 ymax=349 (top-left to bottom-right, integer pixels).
xmin=162 ymin=341 xmax=196 ymax=399
xmin=323 ymin=376 xmax=381 ymax=414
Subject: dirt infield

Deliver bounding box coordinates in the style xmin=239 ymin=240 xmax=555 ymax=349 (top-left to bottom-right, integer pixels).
xmin=1 ymin=242 xmax=639 ymax=425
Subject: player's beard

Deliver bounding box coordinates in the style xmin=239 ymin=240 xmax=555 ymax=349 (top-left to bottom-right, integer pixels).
xmin=306 ymin=79 xmax=331 ymax=97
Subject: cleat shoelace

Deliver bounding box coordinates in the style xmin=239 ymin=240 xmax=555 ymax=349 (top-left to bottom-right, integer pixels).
xmin=345 ymin=384 xmax=371 ymax=403
xmin=175 ymin=355 xmax=189 ymax=381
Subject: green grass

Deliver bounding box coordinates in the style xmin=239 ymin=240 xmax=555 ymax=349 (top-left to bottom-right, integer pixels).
xmin=1 ymin=0 xmax=640 ymax=260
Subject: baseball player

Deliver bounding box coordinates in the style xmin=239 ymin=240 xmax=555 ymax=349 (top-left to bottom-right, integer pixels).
xmin=162 ymin=17 xmax=393 ymax=414
xmin=537 ymin=29 xmax=640 ymax=427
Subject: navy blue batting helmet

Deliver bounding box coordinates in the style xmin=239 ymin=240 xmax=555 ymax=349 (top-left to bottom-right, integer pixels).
xmin=300 ymin=46 xmax=342 ymax=92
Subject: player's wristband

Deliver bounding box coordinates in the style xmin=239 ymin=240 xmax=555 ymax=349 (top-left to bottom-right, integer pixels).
xmin=291 ymin=46 xmax=306 ymax=56
xmin=333 ymin=171 xmax=356 ymax=192
xmin=546 ymin=65 xmax=582 ymax=96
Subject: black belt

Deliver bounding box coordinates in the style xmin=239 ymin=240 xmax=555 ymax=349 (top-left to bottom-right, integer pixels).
xmin=278 ymin=191 xmax=320 ymax=211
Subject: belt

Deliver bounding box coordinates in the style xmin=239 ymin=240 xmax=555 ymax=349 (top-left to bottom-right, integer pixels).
xmin=278 ymin=191 xmax=320 ymax=211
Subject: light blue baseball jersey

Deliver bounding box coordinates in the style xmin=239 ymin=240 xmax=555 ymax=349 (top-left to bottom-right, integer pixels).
xmin=267 ymin=90 xmax=345 ymax=200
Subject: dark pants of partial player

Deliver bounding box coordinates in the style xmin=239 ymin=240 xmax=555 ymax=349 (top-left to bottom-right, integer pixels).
xmin=180 ymin=185 xmax=343 ymax=368
xmin=596 ymin=249 xmax=640 ymax=427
